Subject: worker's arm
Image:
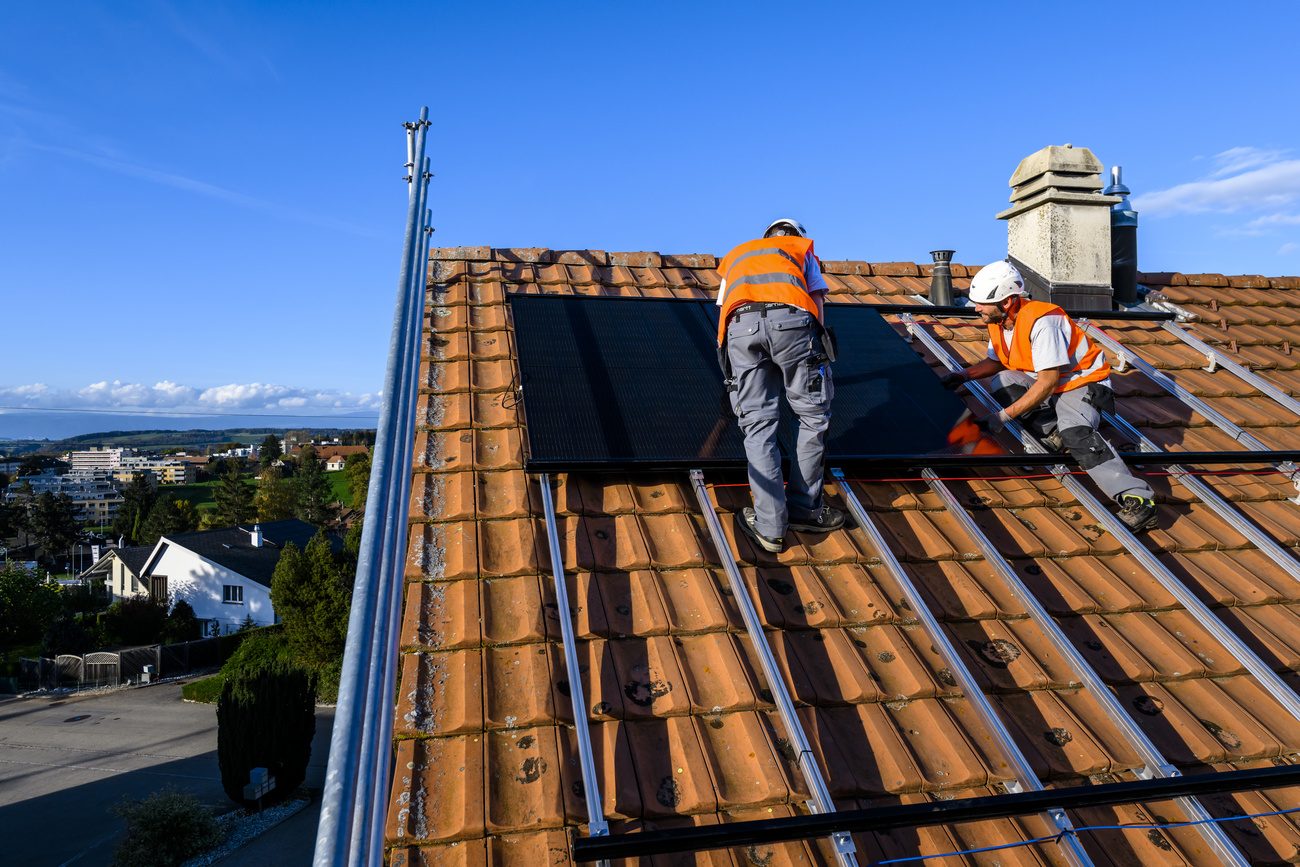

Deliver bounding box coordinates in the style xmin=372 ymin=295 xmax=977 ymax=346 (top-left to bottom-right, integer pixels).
xmin=954 ymin=357 xmax=1006 ymax=383
xmin=812 ymin=290 xmax=825 ymax=320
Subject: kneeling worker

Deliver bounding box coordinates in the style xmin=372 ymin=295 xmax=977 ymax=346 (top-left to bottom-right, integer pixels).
xmin=717 ymin=218 xmax=846 ymax=552
xmin=940 ymin=260 xmax=1158 ymax=532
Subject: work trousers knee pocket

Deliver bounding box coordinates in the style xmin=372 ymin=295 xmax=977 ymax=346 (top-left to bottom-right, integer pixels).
xmin=1060 ymin=425 xmax=1115 ymax=470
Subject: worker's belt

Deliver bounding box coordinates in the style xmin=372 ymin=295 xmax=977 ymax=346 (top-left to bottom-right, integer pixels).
xmin=730 ymin=301 xmax=798 ymax=317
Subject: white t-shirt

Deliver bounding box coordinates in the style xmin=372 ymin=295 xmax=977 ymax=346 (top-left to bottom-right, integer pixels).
xmin=987 ymin=314 xmax=1112 ymax=388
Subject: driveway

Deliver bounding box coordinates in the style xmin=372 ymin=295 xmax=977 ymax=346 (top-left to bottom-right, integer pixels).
xmin=0 ymin=683 xmax=334 ymax=867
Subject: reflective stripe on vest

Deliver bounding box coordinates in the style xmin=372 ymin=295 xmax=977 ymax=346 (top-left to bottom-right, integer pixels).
xmin=716 ymin=236 xmax=820 ymax=344
xmin=988 ymin=300 xmax=1111 ymax=393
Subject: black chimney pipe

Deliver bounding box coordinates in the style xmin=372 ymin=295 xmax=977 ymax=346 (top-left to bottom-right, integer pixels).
xmin=1104 ymin=166 xmax=1139 ymax=306
xmin=929 ymin=250 xmax=955 ymax=306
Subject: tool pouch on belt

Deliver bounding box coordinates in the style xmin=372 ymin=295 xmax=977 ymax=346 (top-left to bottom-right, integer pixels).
xmin=716 ymin=343 xmax=737 ymax=392
xmin=811 ymin=322 xmax=837 ymax=364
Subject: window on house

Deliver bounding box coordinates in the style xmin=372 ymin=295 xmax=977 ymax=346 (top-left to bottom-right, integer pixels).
xmin=223 ymin=585 xmax=244 ymax=604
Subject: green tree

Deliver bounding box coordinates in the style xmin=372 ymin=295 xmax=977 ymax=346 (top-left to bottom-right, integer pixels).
xmin=259 ymin=435 xmax=283 ymax=468
xmin=254 ymin=467 xmax=295 ymax=523
xmin=213 ymin=467 xmax=254 ymax=528
xmin=0 ymin=563 xmax=60 ymax=654
xmin=344 ymin=452 xmax=371 ymax=512
xmin=0 ymin=497 xmax=26 ymax=542
xmin=42 ymin=610 xmax=91 ymax=656
xmin=28 ymin=492 xmax=80 ymax=566
xmin=101 ymin=597 xmax=170 ymax=646
xmin=217 ymin=663 xmax=315 ymax=808
xmin=291 ymin=445 xmax=337 ymax=529
xmin=161 ymin=599 xmax=202 ymax=645
xmin=113 ymin=473 xmax=158 ymax=546
xmin=270 ymin=533 xmax=353 ymax=665
xmin=139 ymin=496 xmax=199 ymax=546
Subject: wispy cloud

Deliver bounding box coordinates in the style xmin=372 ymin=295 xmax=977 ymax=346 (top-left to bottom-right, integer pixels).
xmin=18 ymin=141 xmax=380 ymax=238
xmin=0 ymin=381 xmax=379 ymax=416
xmin=1134 ymin=148 xmax=1300 ymax=215
xmin=1281 ymin=243 xmax=1299 ymax=256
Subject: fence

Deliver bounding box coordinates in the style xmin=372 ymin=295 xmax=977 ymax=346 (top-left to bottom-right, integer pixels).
xmin=18 ymin=637 xmax=220 ymax=691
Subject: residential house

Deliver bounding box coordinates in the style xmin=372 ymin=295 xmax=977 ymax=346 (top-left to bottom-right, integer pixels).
xmin=291 ymin=444 xmax=369 ymax=466
xmin=387 ymin=151 xmax=1300 ymax=862
xmin=81 ymin=546 xmax=152 ymax=601
xmin=325 ymin=454 xmax=348 ymax=472
xmin=137 ymin=518 xmax=333 ymax=636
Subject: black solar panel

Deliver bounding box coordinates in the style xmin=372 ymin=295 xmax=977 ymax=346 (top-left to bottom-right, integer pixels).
xmin=509 ymin=294 xmax=968 ymax=472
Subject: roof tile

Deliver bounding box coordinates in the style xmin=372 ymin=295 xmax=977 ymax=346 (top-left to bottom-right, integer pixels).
xmin=431 ymin=246 xmax=493 ymax=262
xmin=410 ymin=472 xmax=475 ymax=523
xmin=483 ymin=727 xmax=566 ymax=834
xmin=401 ymin=580 xmax=482 ymax=651
xmin=622 ymin=716 xmax=719 ymax=818
xmin=608 ymin=251 xmax=662 ymax=268
xmin=482 ymin=647 xmax=557 ymax=731
xmin=481 ymin=575 xmax=547 ymax=644
xmin=407 ymin=522 xmax=478 ymax=582
xmin=394 ymin=650 xmax=483 ymax=736
xmin=387 ymin=736 xmax=486 ymax=843
xmin=591 ymin=571 xmax=670 ymax=637
xmin=492 ymin=248 xmax=551 ymax=263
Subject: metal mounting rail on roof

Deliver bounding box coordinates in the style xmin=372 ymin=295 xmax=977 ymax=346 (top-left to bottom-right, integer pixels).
xmin=573 ymin=764 xmax=1300 ymax=861
xmin=688 ymin=470 xmax=858 ymax=867
xmin=829 ymin=468 xmax=1095 ymax=867
xmin=537 ymin=474 xmax=611 ymax=863
xmin=1146 ymin=312 xmax=1300 ymax=420
xmin=314 ymin=109 xmax=431 ymax=867
xmin=902 ymin=314 xmax=1300 ymax=725
xmin=914 ymin=467 xmax=1250 ymax=865
xmin=1076 ymin=319 xmax=1300 ymax=499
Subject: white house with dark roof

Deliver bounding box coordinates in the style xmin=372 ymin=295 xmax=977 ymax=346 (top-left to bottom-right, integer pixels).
xmin=137 ymin=519 xmax=330 ymax=636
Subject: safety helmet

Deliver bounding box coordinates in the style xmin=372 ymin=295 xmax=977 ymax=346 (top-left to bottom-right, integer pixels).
xmin=764 ymin=218 xmax=807 ymax=238
xmin=968 ymin=260 xmax=1026 ymax=305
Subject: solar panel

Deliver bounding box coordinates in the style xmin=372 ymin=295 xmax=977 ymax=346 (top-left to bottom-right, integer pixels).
xmin=509 ymin=294 xmax=969 ymax=472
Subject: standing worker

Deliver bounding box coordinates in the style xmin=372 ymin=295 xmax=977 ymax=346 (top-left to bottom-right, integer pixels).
xmin=940 ymin=260 xmax=1158 ymax=532
xmin=716 ymin=219 xmax=846 ymax=553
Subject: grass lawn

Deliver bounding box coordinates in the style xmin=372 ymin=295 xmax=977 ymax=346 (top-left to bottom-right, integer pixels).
xmin=168 ymin=478 xmax=256 ymax=510
xmin=325 ymin=470 xmax=351 ymax=508
xmin=182 ymin=672 xmax=225 ymax=704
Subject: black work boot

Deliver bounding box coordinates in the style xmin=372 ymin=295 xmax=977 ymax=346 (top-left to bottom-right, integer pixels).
xmin=788 ymin=505 xmax=847 ymax=534
xmin=739 ymin=507 xmax=784 ymax=553
xmin=1117 ymin=495 xmax=1158 ymax=532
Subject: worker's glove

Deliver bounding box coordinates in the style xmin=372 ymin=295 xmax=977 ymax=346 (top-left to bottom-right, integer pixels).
xmin=939 ymin=371 xmax=968 ymax=391
xmin=975 ymin=410 xmax=1012 ymax=435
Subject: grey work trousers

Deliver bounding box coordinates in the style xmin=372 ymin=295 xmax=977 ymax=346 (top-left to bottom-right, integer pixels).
xmin=725 ymin=304 xmax=833 ymax=538
xmin=990 ymin=370 xmax=1153 ymax=502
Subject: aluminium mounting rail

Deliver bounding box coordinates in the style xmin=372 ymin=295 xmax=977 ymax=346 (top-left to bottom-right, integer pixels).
xmin=902 ymin=314 xmax=1300 ymax=724
xmin=1076 ymin=319 xmax=1300 ymax=501
xmin=1150 ymin=312 xmax=1300 ymax=420
xmin=688 ymin=470 xmax=858 ymax=867
xmin=538 ymin=474 xmax=611 ymax=866
xmin=829 ymin=468 xmax=1096 ymax=867
xmin=911 ymin=468 xmax=1250 ymax=865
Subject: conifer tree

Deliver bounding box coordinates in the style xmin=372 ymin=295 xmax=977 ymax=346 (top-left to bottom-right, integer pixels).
xmin=216 ymin=662 xmax=315 ymax=808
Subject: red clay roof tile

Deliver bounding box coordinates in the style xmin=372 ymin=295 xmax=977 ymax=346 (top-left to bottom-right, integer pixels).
xmin=394 ymin=651 xmax=483 ymax=736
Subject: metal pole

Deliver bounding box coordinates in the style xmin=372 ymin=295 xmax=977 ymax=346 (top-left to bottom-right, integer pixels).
xmin=538 ymin=473 xmax=610 ymax=863
xmin=690 ymin=471 xmax=860 ymax=867
xmin=829 ymin=469 xmax=1094 ymax=867
xmin=314 ymin=107 xmax=428 ymax=867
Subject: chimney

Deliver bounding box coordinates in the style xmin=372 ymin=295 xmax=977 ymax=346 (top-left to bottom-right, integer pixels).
xmin=1103 ymin=166 xmax=1139 ymax=305
xmin=997 ymin=144 xmax=1122 ymax=310
xmin=929 ymin=250 xmax=955 ymax=306
xmin=251 ymin=524 xmax=263 ymax=548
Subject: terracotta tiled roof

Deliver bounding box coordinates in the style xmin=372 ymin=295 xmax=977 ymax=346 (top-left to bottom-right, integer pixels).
xmin=389 ymin=248 xmax=1300 ymax=866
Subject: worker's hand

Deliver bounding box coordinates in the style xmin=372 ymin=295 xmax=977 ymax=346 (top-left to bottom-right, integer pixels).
xmin=975 ymin=410 xmax=1011 ymax=435
xmin=939 ymin=371 xmax=967 ymax=391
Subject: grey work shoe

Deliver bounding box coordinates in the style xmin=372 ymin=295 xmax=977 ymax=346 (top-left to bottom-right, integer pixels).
xmin=739 ymin=507 xmax=784 ymax=553
xmin=1117 ymin=495 xmax=1158 ymax=532
xmin=787 ymin=505 xmax=847 ymax=534
xmin=1041 ymin=430 xmax=1065 ymax=452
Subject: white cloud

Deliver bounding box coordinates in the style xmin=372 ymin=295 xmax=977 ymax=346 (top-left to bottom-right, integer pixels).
xmin=1281 ymin=243 xmax=1299 ymax=256
xmin=1134 ymin=150 xmax=1300 ymax=216
xmin=0 ymin=380 xmax=379 ymax=416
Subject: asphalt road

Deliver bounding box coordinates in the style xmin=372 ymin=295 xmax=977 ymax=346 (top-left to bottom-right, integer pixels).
xmin=0 ymin=683 xmax=334 ymax=867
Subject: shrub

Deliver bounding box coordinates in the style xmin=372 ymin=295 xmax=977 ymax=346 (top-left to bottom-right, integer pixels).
xmin=221 ymin=630 xmax=295 ymax=682
xmin=181 ymin=673 xmax=225 ymax=704
xmin=160 ymin=599 xmax=202 ymax=645
xmin=42 ymin=610 xmax=91 ymax=657
xmin=102 ymin=597 xmax=169 ymax=646
xmin=217 ymin=662 xmax=316 ymax=808
xmin=110 ymin=784 xmax=222 ymax=867
xmin=270 ymin=533 xmax=353 ymax=666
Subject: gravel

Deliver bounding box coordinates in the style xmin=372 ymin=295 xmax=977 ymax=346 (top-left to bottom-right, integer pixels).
xmin=181 ymin=796 xmax=310 ymax=867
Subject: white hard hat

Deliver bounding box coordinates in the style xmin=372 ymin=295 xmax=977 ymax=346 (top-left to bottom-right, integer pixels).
xmin=969 ymin=260 xmax=1026 ymax=304
xmin=764 ymin=218 xmax=807 ymax=238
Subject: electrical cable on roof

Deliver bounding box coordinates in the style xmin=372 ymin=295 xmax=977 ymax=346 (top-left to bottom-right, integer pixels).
xmin=864 ymin=804 xmax=1300 ymax=866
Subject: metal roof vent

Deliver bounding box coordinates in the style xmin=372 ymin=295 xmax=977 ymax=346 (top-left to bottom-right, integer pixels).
xmin=929 ymin=250 xmax=955 ymax=306
xmin=1103 ymin=166 xmax=1140 ymax=306
xmin=251 ymin=524 xmax=263 ymax=548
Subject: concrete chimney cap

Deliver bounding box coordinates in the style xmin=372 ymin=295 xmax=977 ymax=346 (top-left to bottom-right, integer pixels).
xmin=1008 ymin=145 xmax=1104 ymax=187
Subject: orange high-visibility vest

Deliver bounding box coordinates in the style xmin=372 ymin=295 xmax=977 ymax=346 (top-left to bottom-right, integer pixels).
xmin=716 ymin=236 xmax=821 ymax=344
xmin=988 ymin=300 xmax=1110 ymax=393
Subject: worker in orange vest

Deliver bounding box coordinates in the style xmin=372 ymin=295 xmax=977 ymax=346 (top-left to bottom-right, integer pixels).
xmin=716 ymin=219 xmax=846 ymax=552
xmin=940 ymin=260 xmax=1157 ymax=532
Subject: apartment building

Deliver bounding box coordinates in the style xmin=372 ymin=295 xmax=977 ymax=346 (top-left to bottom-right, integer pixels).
xmin=64 ymin=446 xmax=136 ymax=472
xmin=6 ymin=472 xmax=125 ymax=524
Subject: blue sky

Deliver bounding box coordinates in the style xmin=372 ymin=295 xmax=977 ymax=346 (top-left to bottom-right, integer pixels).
xmin=2 ymin=1 xmax=1298 ymax=433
